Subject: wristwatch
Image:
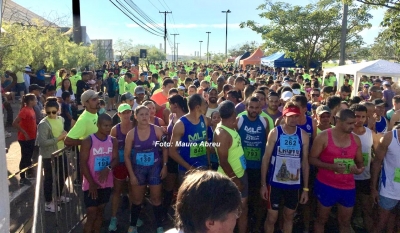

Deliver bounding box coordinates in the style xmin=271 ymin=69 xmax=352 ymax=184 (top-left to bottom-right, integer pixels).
xmin=107 ymin=165 xmax=112 ymax=171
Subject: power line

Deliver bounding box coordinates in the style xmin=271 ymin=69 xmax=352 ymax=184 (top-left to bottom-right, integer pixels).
xmin=109 ymin=0 xmax=163 ymax=37
xmin=157 ymin=0 xmax=168 ymax=11
xmin=147 ymin=0 xmax=160 ymax=11
xmin=125 ymin=0 xmax=164 ymax=33
xmin=162 ymin=0 xmax=171 ymax=11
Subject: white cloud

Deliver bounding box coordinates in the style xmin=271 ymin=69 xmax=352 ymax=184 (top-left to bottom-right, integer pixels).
xmin=126 ymin=23 xmax=240 ymax=29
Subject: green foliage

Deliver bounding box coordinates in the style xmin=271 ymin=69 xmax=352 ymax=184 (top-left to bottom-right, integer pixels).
xmin=0 ymin=20 xmax=96 ymax=72
xmin=228 ymin=41 xmax=259 ymax=57
xmin=127 ymin=44 xmax=166 ymax=69
xmin=369 ymin=29 xmax=400 ymax=61
xmin=240 ymin=0 xmax=372 ymax=68
xmin=356 ymin=0 xmax=400 ymax=11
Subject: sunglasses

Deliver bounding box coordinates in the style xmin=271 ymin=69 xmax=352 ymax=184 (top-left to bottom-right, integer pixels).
xmin=46 ymin=111 xmax=57 ymax=115
xmin=312 ymin=94 xmax=320 ymax=97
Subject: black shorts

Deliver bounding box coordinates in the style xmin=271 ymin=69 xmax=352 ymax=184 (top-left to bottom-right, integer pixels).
xmin=167 ymin=157 xmax=178 ymax=174
xmin=83 ymin=187 xmax=112 ymax=208
xmin=247 ymin=168 xmax=261 ymax=196
xmin=355 ymin=179 xmax=371 ymax=195
xmin=267 ymin=185 xmax=300 ymax=211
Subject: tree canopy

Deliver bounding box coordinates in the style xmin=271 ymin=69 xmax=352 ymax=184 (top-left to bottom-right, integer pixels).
xmin=228 ymin=41 xmax=260 ymax=57
xmin=240 ymin=0 xmax=372 ymax=68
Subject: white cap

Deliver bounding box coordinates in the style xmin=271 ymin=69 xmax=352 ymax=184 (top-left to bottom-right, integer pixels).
xmin=178 ymin=86 xmax=186 ymax=90
xmin=131 ymin=64 xmax=135 ymax=67
xmin=281 ymin=91 xmax=294 ymax=101
xmin=292 ymin=89 xmax=301 ymax=95
xmin=25 ymin=65 xmax=31 ymax=72
xmin=282 ymin=81 xmax=291 ymax=87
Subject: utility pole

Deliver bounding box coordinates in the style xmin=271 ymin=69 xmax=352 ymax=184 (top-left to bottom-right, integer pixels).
xmin=72 ymin=0 xmax=82 ymax=44
xmin=171 ymin=33 xmax=179 ymax=62
xmin=339 ymin=3 xmax=348 ymax=66
xmin=199 ymin=41 xmax=203 ymax=60
xmin=159 ymin=11 xmax=172 ymax=56
xmin=221 ymin=10 xmax=231 ymax=58
xmin=206 ymin=32 xmax=211 ymax=64
xmin=176 ymin=43 xmax=180 ymax=62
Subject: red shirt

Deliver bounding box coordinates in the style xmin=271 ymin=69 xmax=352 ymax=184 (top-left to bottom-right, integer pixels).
xmin=151 ymin=92 xmax=168 ymax=106
xmin=17 ymin=107 xmax=36 ymax=141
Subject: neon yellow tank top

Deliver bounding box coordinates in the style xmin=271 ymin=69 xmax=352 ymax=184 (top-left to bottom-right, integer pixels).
xmin=217 ymin=124 xmax=246 ymax=178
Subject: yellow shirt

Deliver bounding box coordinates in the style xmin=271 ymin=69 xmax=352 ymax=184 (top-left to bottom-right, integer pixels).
xmin=47 ymin=117 xmax=65 ymax=149
xmin=16 ymin=72 xmax=24 ymax=83
xmin=124 ymin=82 xmax=137 ymax=94
xmin=67 ymin=110 xmax=98 ymax=140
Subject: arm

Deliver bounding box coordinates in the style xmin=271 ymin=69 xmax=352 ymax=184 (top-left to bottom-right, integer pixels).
xmin=389 ymin=112 xmax=400 ymax=131
xmin=64 ymin=118 xmax=86 ymax=146
xmin=169 ymin=121 xmax=193 ymax=170
xmin=37 ymin=122 xmax=59 ymax=147
xmin=352 ymin=136 xmax=365 ymax=174
xmin=311 ymin=118 xmax=317 ymax=141
xmin=163 ymin=108 xmax=170 ymax=125
xmin=79 ymin=137 xmax=99 ymax=199
xmin=110 ymin=137 xmax=119 ymax=169
xmin=309 ymin=132 xmax=335 ymax=170
xmin=260 ymin=129 xmax=277 ymax=200
xmin=370 ymin=133 xmax=391 ymax=203
xmin=264 ymin=117 xmax=270 ymax=140
xmin=13 ymin=115 xmax=29 ymax=139
xmin=124 ymin=129 xmax=138 ymax=183
xmin=301 ymin=130 xmax=310 ymax=190
xmin=155 ymin=126 xmax=168 ymax=179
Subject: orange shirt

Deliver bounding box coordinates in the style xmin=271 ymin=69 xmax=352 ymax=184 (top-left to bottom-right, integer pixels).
xmin=17 ymin=107 xmax=36 ymax=141
xmin=130 ymin=68 xmax=139 ymax=82
xmin=151 ymin=91 xmax=168 ymax=106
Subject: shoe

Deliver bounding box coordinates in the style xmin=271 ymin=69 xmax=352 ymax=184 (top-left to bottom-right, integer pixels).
xmin=59 ymin=196 xmax=71 ymax=203
xmin=108 ymin=217 xmax=117 ymax=231
xmin=136 ymin=218 xmax=143 ymax=227
xmin=127 ymin=226 xmax=138 ymax=233
xmin=156 ymin=227 xmax=164 ymax=233
xmin=45 ymin=202 xmax=61 ymax=212
xmin=19 ymin=178 xmax=31 ymax=186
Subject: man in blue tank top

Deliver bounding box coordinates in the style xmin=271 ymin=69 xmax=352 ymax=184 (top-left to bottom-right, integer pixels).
xmin=261 ymin=102 xmax=310 ymax=233
xmin=237 ymin=96 xmax=269 ymax=232
xmin=169 ymin=94 xmax=209 ymax=181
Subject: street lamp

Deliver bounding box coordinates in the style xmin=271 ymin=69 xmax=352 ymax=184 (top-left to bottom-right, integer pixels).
xmin=176 ymin=43 xmax=180 ymax=62
xmin=171 ymin=33 xmax=179 ymax=62
xmin=199 ymin=41 xmax=203 ymax=60
xmin=221 ymin=9 xmax=231 ymax=58
xmin=206 ymin=32 xmax=211 ymax=64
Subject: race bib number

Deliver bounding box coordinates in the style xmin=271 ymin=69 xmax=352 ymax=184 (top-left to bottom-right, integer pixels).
xmin=394 ymin=168 xmax=400 ymax=183
xmin=190 ymin=144 xmax=206 ymax=158
xmin=334 ymin=158 xmax=355 ymax=174
xmin=94 ymin=156 xmax=110 ymax=172
xmin=280 ymin=135 xmax=300 ymax=151
xmin=362 ymin=153 xmax=369 ymax=167
xmin=239 ymin=155 xmax=247 ymax=170
xmin=244 ymin=147 xmax=261 ymax=161
xmin=136 ymin=152 xmax=155 ymax=166
xmin=118 ymin=149 xmax=125 ymax=163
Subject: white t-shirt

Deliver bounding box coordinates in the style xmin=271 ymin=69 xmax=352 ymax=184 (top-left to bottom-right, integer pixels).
xmin=56 ymin=88 xmax=75 ymax=101
xmin=132 ymin=100 xmax=139 ymax=111
xmin=165 ymin=229 xmax=183 ymax=233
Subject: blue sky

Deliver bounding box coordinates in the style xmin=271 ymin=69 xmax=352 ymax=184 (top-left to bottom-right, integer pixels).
xmin=13 ymin=0 xmax=385 ymax=57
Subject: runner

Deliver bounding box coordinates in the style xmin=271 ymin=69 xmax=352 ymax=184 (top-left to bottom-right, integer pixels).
xmin=124 ymin=105 xmax=168 ymax=233
xmin=169 ymin=94 xmax=209 ymax=180
xmin=80 ymin=114 xmax=118 ymax=233
xmin=108 ymin=104 xmax=142 ymax=231
xmin=309 ymin=109 xmax=365 ymax=233
xmin=142 ymin=101 xmax=165 ymax=126
xmin=237 ymin=97 xmax=269 ymax=232
xmin=205 ymin=87 xmax=220 ymax=117
xmin=370 ymin=124 xmax=400 ymax=233
xmin=316 ymin=105 xmax=332 ymax=134
xmin=373 ymin=99 xmax=388 ymax=134
xmin=265 ymin=92 xmax=282 ymax=124
xmin=208 ymin=111 xmax=221 ymax=171
xmin=214 ymin=100 xmax=248 ymax=233
xmin=260 ymin=102 xmax=310 ymax=233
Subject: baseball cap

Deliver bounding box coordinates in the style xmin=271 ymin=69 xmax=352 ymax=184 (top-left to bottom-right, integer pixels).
xmin=29 ymin=84 xmax=44 ymax=92
xmin=121 ymin=92 xmax=135 ymax=101
xmin=172 ymin=76 xmax=179 ymax=80
xmin=118 ymin=103 xmax=132 ymax=113
xmin=24 ymin=65 xmax=31 ymax=72
xmin=372 ymin=99 xmax=385 ymax=106
xmin=292 ymin=89 xmax=301 ymax=95
xmin=316 ymin=105 xmax=331 ymax=115
xmin=178 ymin=85 xmax=186 ymax=90
xmin=81 ymin=89 xmax=99 ymax=103
xmin=374 ymin=79 xmax=382 ymax=83
xmin=281 ymin=91 xmax=294 ymax=101
xmin=284 ymin=77 xmax=290 ymax=82
xmin=134 ymin=86 xmax=145 ymax=94
xmin=383 ymin=81 xmax=390 ymax=86
xmin=363 ymin=83 xmax=370 ymax=88
xmin=283 ymin=106 xmax=301 ymax=116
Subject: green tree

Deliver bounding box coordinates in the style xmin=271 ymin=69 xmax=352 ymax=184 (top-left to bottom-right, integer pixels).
xmin=113 ymin=38 xmax=134 ymax=60
xmin=369 ymin=29 xmax=400 ymax=61
xmin=228 ymin=41 xmax=259 ymax=57
xmin=127 ymin=44 xmax=166 ymax=70
xmin=240 ymin=0 xmax=372 ymax=68
xmin=356 ymin=0 xmax=400 ymax=10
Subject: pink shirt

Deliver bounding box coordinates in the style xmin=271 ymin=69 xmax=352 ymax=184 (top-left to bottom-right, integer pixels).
xmin=82 ymin=134 xmax=114 ymax=191
xmin=316 ymin=129 xmax=358 ymax=190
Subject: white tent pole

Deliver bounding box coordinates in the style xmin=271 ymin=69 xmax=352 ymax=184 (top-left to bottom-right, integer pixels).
xmin=352 ymin=72 xmax=359 ymax=97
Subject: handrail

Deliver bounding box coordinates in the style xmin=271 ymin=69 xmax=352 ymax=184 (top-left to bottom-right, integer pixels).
xmin=32 ymin=155 xmax=45 ymax=233
xmin=51 ymin=146 xmax=72 ymax=157
xmin=8 ymin=163 xmax=38 ymax=179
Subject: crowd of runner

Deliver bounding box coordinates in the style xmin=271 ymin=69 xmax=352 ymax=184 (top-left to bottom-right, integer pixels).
xmin=5 ymin=61 xmax=400 ymax=233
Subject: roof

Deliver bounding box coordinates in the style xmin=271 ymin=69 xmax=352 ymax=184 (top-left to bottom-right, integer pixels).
xmin=2 ymin=0 xmax=57 ymax=26
xmin=240 ymin=48 xmax=264 ymax=65
xmin=324 ymin=60 xmax=400 ymax=77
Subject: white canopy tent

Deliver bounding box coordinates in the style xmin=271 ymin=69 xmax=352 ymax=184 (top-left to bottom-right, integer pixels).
xmin=323 ymin=60 xmax=400 ymax=97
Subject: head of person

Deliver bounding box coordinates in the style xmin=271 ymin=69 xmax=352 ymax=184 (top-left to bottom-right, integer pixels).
xmin=217 ymin=76 xmax=225 ymax=87
xmin=219 ymin=100 xmax=237 ymax=128
xmin=142 ymin=100 xmax=156 ymax=117
xmin=368 ymin=86 xmax=382 ymax=100
xmin=335 ymin=109 xmax=356 ymax=134
xmin=340 ymin=101 xmax=349 ymax=110
xmin=321 ymin=86 xmax=334 ymax=100
xmin=349 ymin=104 xmax=367 ymax=127
xmin=349 ymin=96 xmax=362 ymax=106
xmin=188 ymin=94 xmax=206 ymax=116
xmin=197 ymin=72 xmax=205 ymax=81
xmin=169 ymin=94 xmax=189 ymax=114
xmin=188 ymin=85 xmax=197 ymax=96
xmin=81 ymin=90 xmax=100 ymax=111
xmin=42 ymin=84 xmax=56 ymax=97
xmin=362 ymin=83 xmax=370 ymax=92
xmin=61 ymin=91 xmax=71 ymax=103
xmin=117 ymin=103 xmax=132 ymax=122
xmin=179 ymin=69 xmax=187 ymax=79
xmin=71 ymin=68 xmax=77 ymax=75
xmin=246 ymin=97 xmax=261 ymax=118
xmin=226 ymin=90 xmax=240 ymax=104
xmin=159 ymin=70 xmax=165 ymax=77
xmin=393 ymin=95 xmax=400 ymax=110
xmin=120 ymin=92 xmax=135 ymax=107
xmin=21 ymin=93 xmax=37 ymax=108
xmin=282 ymin=102 xmax=301 ymax=127
xmin=243 ymin=84 xmax=256 ymax=100
xmin=175 ymin=170 xmax=241 ymax=233
xmin=235 ymin=77 xmax=246 ymax=91
xmin=81 ymin=71 xmax=91 ymax=81
xmin=253 ymin=90 xmax=266 ymax=108
xmin=373 ymin=79 xmax=382 ymax=87
xmin=134 ymin=86 xmax=145 ymax=102
xmin=291 ymin=83 xmax=301 ymax=95
xmin=208 ymin=88 xmax=218 ymax=104
xmin=44 ymin=97 xmax=59 ymax=119
xmin=290 ymin=95 xmax=308 ymax=116
xmin=97 ymin=113 xmax=113 ymax=135
xmin=124 ymin=72 xmax=133 ymax=82
xmin=326 ymin=96 xmax=341 ymax=115
xmin=134 ymin=105 xmax=150 ymax=125
xmin=267 ymin=92 xmax=280 ymax=111
xmin=310 ymin=88 xmax=321 ymax=103
xmin=185 ymin=78 xmax=193 ymax=88
xmin=61 ymin=78 xmax=72 ymax=93
xmin=316 ymin=105 xmax=331 ymax=125
xmin=210 ymin=111 xmax=221 ymax=126
xmin=339 ymin=85 xmax=351 ymax=101
xmin=162 ymin=78 xmax=174 ymax=94
xmin=178 ymin=85 xmax=186 ymax=97
xmin=29 ymin=84 xmax=44 ymax=97
xmin=373 ymin=99 xmax=386 ymax=117
xmin=227 ymin=76 xmax=235 ymax=85
xmin=361 ymin=101 xmax=375 ymax=117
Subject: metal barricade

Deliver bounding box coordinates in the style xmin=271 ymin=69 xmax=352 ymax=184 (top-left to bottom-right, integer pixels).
xmin=32 ymin=155 xmax=46 ymax=233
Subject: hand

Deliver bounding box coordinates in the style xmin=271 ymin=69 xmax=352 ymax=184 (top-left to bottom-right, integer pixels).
xmin=88 ymin=182 xmax=99 ymax=200
xmin=232 ymin=177 xmax=244 ymax=192
xmin=130 ymin=174 xmax=139 ymax=186
xmin=260 ymin=185 xmax=269 ymax=200
xmin=350 ymin=165 xmax=364 ymax=175
xmin=332 ymin=163 xmax=346 ymax=174
xmin=371 ymin=188 xmax=379 ymax=204
xmin=98 ymin=168 xmax=110 ymax=183
xmin=160 ymin=166 xmax=167 ymax=180
xmin=58 ymin=131 xmax=67 ymax=141
xmin=161 ymin=126 xmax=168 ymax=134
xmin=300 ymin=191 xmax=309 ymax=204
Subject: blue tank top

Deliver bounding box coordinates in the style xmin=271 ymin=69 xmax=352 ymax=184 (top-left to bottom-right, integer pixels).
xmin=376 ymin=116 xmax=388 ymax=134
xmin=116 ymin=124 xmax=127 ymax=163
xmin=131 ymin=125 xmax=160 ymax=166
xmin=154 ymin=117 xmax=160 ymax=126
xmin=207 ymin=126 xmax=218 ymax=163
xmin=298 ymin=116 xmax=313 ymax=150
xmin=268 ymin=126 xmax=303 ymax=189
xmin=238 ymin=115 xmax=267 ymax=169
xmin=178 ymin=115 xmax=208 ymax=171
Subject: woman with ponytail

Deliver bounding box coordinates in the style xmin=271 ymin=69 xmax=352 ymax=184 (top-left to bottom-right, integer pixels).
xmin=37 ymin=97 xmax=69 ymax=212
xmin=13 ymin=93 xmax=37 ymax=185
